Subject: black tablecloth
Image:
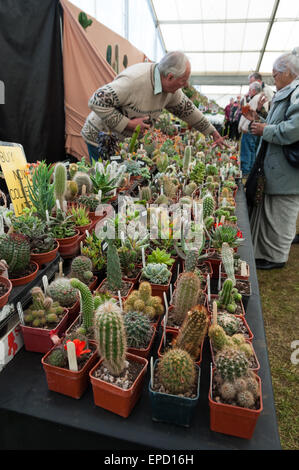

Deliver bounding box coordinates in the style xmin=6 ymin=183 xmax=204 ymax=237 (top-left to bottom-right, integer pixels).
xmin=0 ymin=185 xmax=281 ymax=450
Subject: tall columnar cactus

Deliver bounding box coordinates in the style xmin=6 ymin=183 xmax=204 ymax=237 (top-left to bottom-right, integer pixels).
xmin=70 ymin=256 xmax=93 ymax=284
xmin=172 ymin=272 xmax=202 ymax=324
xmin=203 ymin=192 xmax=215 ymax=219
xmin=107 ymin=240 xmax=122 ymax=292
xmin=221 ymin=242 xmax=236 ymax=286
xmin=183 ymin=145 xmax=192 ymax=173
xmin=124 ymin=281 xmax=164 ymax=320
xmin=123 ymin=311 xmax=153 ymax=349
xmin=54 ymin=162 xmax=67 ymax=210
xmin=70 ymin=278 xmax=94 ymax=333
xmin=173 ymin=305 xmax=208 ymax=360
xmin=217 ymin=278 xmax=242 ymax=313
xmin=185 ymin=249 xmax=198 ymax=272
xmin=183 ymin=181 xmax=197 ymax=196
xmin=157 ymin=348 xmax=196 ymax=394
xmin=0 ymin=233 xmax=30 ymax=275
xmin=94 ymin=300 xmax=127 ymax=376
xmin=215 ymin=348 xmax=249 ymax=383
xmin=47 ymin=278 xmax=79 ymax=308
xmin=139 ymin=186 xmax=152 ymax=201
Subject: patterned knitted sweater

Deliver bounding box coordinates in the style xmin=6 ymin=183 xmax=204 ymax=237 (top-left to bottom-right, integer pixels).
xmin=81 ymin=62 xmax=216 ymax=146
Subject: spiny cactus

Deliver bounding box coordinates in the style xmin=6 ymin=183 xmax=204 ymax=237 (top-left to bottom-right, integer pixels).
xmin=70 ymin=256 xmax=93 ymax=285
xmin=183 ymin=181 xmax=197 ymax=196
xmin=73 ymin=171 xmax=93 ymax=195
xmin=54 ymin=162 xmax=67 ymax=210
xmin=154 ymin=151 xmax=168 ymax=172
xmin=0 ymin=233 xmax=31 ymax=275
xmin=70 ymin=278 xmax=94 ymax=333
xmin=173 ymin=305 xmax=208 ymax=360
xmin=94 ymin=300 xmax=127 ymax=376
xmin=123 ymin=311 xmax=153 ymax=349
xmin=47 ymin=347 xmax=67 ymax=368
xmin=217 ymin=278 xmax=242 ymax=314
xmin=139 ymin=186 xmax=152 ymax=201
xmin=217 ymin=313 xmax=239 ymax=336
xmin=124 ymin=281 xmax=164 ymax=320
xmin=69 ymin=163 xmax=78 ymax=179
xmin=183 ymin=145 xmax=192 ymax=173
xmin=65 ymin=180 xmax=78 ymax=201
xmin=216 ymin=369 xmax=260 ymax=408
xmin=203 ymin=192 xmax=215 ymax=219
xmin=107 ymin=240 xmax=122 ymax=292
xmin=24 ymin=286 xmax=65 ymax=328
xmin=172 ymin=272 xmax=202 ymax=324
xmin=221 ymin=242 xmax=236 ymax=286
xmin=215 ymin=348 xmax=249 ymax=382
xmin=47 ymin=277 xmax=79 ymax=308
xmin=142 ymin=263 xmax=171 ymax=285
xmin=157 ymin=348 xmax=196 ymax=395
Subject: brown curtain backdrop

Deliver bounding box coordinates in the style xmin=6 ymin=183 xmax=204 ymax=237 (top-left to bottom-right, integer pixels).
xmin=60 ymin=0 xmax=148 ymax=160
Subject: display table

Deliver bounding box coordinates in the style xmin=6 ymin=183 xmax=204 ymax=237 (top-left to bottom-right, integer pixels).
xmin=0 ymin=184 xmax=281 ymax=450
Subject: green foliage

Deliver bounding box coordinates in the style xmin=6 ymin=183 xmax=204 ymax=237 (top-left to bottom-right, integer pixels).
xmin=147 ymin=248 xmax=174 ymax=267
xmin=26 ymin=161 xmax=55 ymax=220
xmin=77 ymin=194 xmax=100 ymax=212
xmin=81 ymin=232 xmax=106 ymax=272
xmin=89 ymin=171 xmax=118 ymax=201
xmin=48 ymin=209 xmax=76 ymax=239
xmin=78 ymin=11 xmax=93 ymax=30
xmin=129 ymin=125 xmax=141 ymax=153
xmin=69 ymin=205 xmax=90 ymax=227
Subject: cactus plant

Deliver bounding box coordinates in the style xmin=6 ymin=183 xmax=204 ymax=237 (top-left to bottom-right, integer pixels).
xmin=173 ymin=305 xmax=208 ymax=360
xmin=47 ymin=346 xmax=67 ymax=368
xmin=0 ymin=233 xmax=31 ymax=275
xmin=70 ymin=278 xmax=94 ymax=334
xmin=183 ymin=181 xmax=197 ymax=196
xmin=106 ymin=240 xmax=122 ymax=292
xmin=203 ymin=192 xmax=215 ymax=219
xmin=24 ymin=286 xmax=65 ymax=328
xmin=54 ymin=162 xmax=67 ymax=210
xmin=183 ymin=145 xmax=192 ymax=173
xmin=124 ymin=281 xmax=164 ymax=320
xmin=94 ymin=300 xmax=127 ymax=376
xmin=215 ymin=348 xmax=249 ymax=382
xmin=65 ymin=180 xmax=78 ymax=201
xmin=157 ymin=349 xmax=196 ymax=395
xmin=69 ymin=163 xmax=78 ymax=179
xmin=142 ymin=263 xmax=171 ymax=285
xmin=70 ymin=256 xmax=93 ymax=285
xmin=73 ymin=171 xmax=93 ymax=195
xmin=221 ymin=242 xmax=236 ymax=286
xmin=47 ymin=278 xmax=79 ymax=308
xmin=217 ymin=313 xmax=239 ymax=336
xmin=217 ymin=278 xmax=242 ymax=314
xmin=172 ymin=272 xmax=202 ymax=324
xmin=123 ymin=311 xmax=153 ymax=349
xmin=139 ymin=186 xmax=152 ymax=202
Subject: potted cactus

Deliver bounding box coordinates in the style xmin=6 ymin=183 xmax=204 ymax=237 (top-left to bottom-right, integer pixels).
xmin=0 ymin=261 xmax=12 ymax=308
xmin=41 ymin=333 xmax=99 ymax=399
xmin=149 ymin=349 xmax=200 ymax=427
xmin=21 ymin=287 xmax=69 ymax=353
xmin=209 ymin=348 xmax=263 ymax=439
xmin=141 ymin=262 xmax=172 ymax=300
xmin=207 ymin=278 xmax=245 ymax=316
xmin=89 ymin=300 xmax=148 ymax=417
xmin=123 ymin=311 xmax=156 ymax=358
xmin=68 ymin=205 xmax=91 ymax=234
xmin=69 ymin=255 xmax=97 ymax=290
xmin=0 ymin=232 xmax=39 ymax=286
xmin=46 ymin=277 xmax=80 ymax=326
xmin=124 ymin=281 xmax=164 ymax=327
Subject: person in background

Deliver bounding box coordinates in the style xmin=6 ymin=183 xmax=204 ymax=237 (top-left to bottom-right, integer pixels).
xmin=223 ymin=97 xmax=234 ymax=136
xmin=238 ymin=81 xmax=263 ymax=176
xmin=229 ymin=98 xmax=241 ymax=140
xmin=81 ymin=51 xmax=227 ymax=161
xmin=248 ymin=71 xmax=275 ymax=114
xmin=245 ymin=48 xmax=299 ymax=270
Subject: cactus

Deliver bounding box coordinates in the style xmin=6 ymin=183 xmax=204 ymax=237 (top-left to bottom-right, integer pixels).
xmin=47 ymin=347 xmax=67 ymax=368
xmin=221 ymin=242 xmax=236 ymax=286
xmin=69 ymin=163 xmax=78 ymax=179
xmin=73 ymin=171 xmax=93 ymax=195
xmin=217 ymin=313 xmax=239 ymax=336
xmin=172 ymin=272 xmax=202 ymax=324
xmin=185 ymin=249 xmax=198 ymax=272
xmin=155 ymin=152 xmax=169 ymax=172
xmin=65 ymin=180 xmax=78 ymax=201
xmin=129 ymin=125 xmax=140 ymax=153
xmin=78 ymin=11 xmax=92 ymax=30
xmin=208 ymin=323 xmax=233 ymax=351
xmin=183 ymin=145 xmax=192 ymax=173
xmin=139 ymin=186 xmax=152 ymax=201
xmin=24 ymin=286 xmax=65 ymax=328
xmin=155 ymin=194 xmax=170 ymax=205
xmin=219 ymin=381 xmax=237 ymax=400
xmin=237 ymin=390 xmax=255 ymax=408
xmin=106 ymin=45 xmax=112 ymax=65
xmin=217 ymin=278 xmax=242 ymax=313
xmin=54 ymin=162 xmax=67 ymax=210
xmin=173 ymin=305 xmax=208 ymax=360
xmin=124 ymin=281 xmax=164 ymax=320
xmin=142 ymin=263 xmax=171 ymax=285
xmin=47 ymin=278 xmax=79 ymax=308
xmin=162 ymin=175 xmax=178 ymax=199
xmin=215 ymin=348 xmax=249 ymax=382
xmin=0 ymin=233 xmax=31 ymax=275
xmin=70 ymin=256 xmax=93 ymax=284
xmin=183 ymin=181 xmax=197 ymax=196
xmin=77 ymin=194 xmax=99 ymax=212
xmin=157 ymin=349 xmax=196 ymax=395
xmin=94 ymin=301 xmax=127 ymax=376
xmin=70 ymin=278 xmax=94 ymax=333
xmin=123 ymin=311 xmax=153 ymax=349
xmin=203 ymin=193 xmax=215 ymax=219
xmin=123 ymin=54 xmax=128 ymax=68
xmin=106 ymin=240 xmax=122 ymax=292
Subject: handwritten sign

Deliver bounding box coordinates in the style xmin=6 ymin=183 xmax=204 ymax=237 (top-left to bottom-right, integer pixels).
xmin=0 ymin=142 xmax=32 ymax=216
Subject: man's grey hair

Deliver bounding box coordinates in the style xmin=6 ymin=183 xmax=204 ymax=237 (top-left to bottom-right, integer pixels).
xmin=248 ymin=72 xmax=262 ymax=82
xmin=249 ymin=81 xmax=262 ymax=93
xmin=157 ymin=51 xmax=189 ymax=78
xmin=273 ymin=47 xmax=299 ymax=77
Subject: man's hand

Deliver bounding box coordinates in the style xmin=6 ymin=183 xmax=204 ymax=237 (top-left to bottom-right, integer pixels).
xmin=211 ymin=130 xmax=230 ymax=149
xmin=126 ymin=116 xmax=151 ymax=133
xmin=242 ymin=108 xmax=259 ymax=121
xmin=250 ymin=121 xmax=266 ymax=136
xmin=257 ymin=94 xmax=268 ymax=112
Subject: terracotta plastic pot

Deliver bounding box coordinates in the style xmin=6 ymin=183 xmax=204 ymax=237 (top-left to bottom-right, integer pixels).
xmin=9 ymin=261 xmax=39 ymax=287
xmin=144 ymin=279 xmax=171 ymax=301
xmin=55 ymin=229 xmax=80 ymax=247
xmin=21 ymin=308 xmax=69 ymax=353
xmin=41 ymin=343 xmax=99 ymax=399
xmin=127 ymin=325 xmax=157 ymax=359
xmin=157 ymin=329 xmax=204 ymax=367
xmin=57 ymin=238 xmax=80 ymax=259
xmin=209 ymin=368 xmax=263 ymax=439
xmin=0 ymin=276 xmax=13 ymax=308
xmin=149 ymin=360 xmax=201 ymax=427
xmin=30 ymin=241 xmax=59 ymax=267
xmin=220 ymin=261 xmax=250 ymax=281
xmin=89 ymin=353 xmax=148 ymax=418
xmin=209 ymin=338 xmax=260 ymax=372
xmin=75 ymin=222 xmax=92 ymax=235
xmin=207 ymin=294 xmax=246 ymax=317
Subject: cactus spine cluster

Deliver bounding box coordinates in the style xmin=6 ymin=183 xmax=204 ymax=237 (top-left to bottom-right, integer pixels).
xmin=47 ymin=277 xmax=79 ymax=308
xmin=123 ymin=311 xmax=153 ymax=349
xmin=221 ymin=242 xmax=236 ymax=286
xmin=124 ymin=282 xmax=164 ymax=319
xmin=94 ymin=300 xmax=127 ymax=376
xmin=24 ymin=286 xmax=65 ymax=327
xmin=215 ymin=348 xmax=249 ymax=382
xmin=0 ymin=233 xmax=31 ymax=275
xmin=54 ymin=162 xmax=67 ymax=210
xmin=172 ymin=272 xmax=202 ymax=324
xmin=173 ymin=305 xmax=208 ymax=360
xmin=139 ymin=186 xmax=152 ymax=201
xmin=70 ymin=256 xmax=93 ymax=284
xmin=157 ymin=349 xmax=196 ymax=395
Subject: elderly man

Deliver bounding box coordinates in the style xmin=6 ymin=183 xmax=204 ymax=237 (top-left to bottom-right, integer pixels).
xmin=238 ymin=81 xmax=263 ymax=176
xmin=81 ymin=51 xmax=226 ymax=161
xmin=248 ymin=71 xmax=274 ymax=114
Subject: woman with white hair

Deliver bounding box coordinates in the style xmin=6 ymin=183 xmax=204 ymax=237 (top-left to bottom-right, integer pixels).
xmin=81 ymin=51 xmax=226 ymax=161
xmin=245 ymin=48 xmax=299 ymax=270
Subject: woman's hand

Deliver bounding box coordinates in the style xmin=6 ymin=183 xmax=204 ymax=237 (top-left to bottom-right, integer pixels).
xmin=211 ymin=130 xmax=230 ymax=149
xmin=242 ymin=108 xmax=259 ymax=121
xmin=250 ymin=121 xmax=267 ymax=136
xmin=126 ymin=116 xmax=151 ymax=133
xmin=257 ymin=94 xmax=268 ymax=111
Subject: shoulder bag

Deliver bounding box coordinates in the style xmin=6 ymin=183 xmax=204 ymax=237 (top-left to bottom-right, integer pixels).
xmin=245 ymin=139 xmax=268 ymax=207
xmin=282 ymin=90 xmax=299 ymax=168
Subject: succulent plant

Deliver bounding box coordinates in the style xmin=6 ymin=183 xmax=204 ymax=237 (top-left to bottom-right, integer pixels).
xmin=173 ymin=305 xmax=208 ymax=360
xmin=157 ymin=348 xmax=196 ymax=395
xmin=106 ymin=240 xmax=122 ymax=292
xmin=77 ymin=194 xmax=100 ymax=212
xmin=70 ymin=278 xmax=94 ymax=334
xmin=142 ymin=263 xmax=171 ymax=285
xmin=47 ymin=277 xmax=79 ymax=308
xmin=147 ymin=248 xmax=175 ymax=267
xmin=215 ymin=348 xmax=249 ymax=382
xmin=217 ymin=313 xmax=239 ymax=336
xmin=24 ymin=286 xmax=65 ymax=328
xmin=211 ymin=223 xmax=243 ymax=251
xmin=73 ymin=171 xmax=93 ymax=195
xmin=221 ymin=242 xmax=236 ymax=286
xmin=70 ymin=256 xmax=93 ymax=284
xmin=203 ymin=192 xmax=215 ymax=219
xmin=48 ymin=209 xmax=77 ymax=239
xmin=217 ymin=278 xmax=242 ymax=314
xmin=124 ymin=281 xmax=164 ymax=320
xmin=0 ymin=232 xmax=31 ymax=275
xmin=47 ymin=347 xmax=67 ymax=368
xmin=54 ymin=162 xmax=67 ymax=210
xmin=172 ymin=272 xmax=202 ymax=325
xmin=123 ymin=311 xmax=153 ymax=349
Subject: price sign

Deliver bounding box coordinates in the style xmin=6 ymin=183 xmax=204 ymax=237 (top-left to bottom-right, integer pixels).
xmin=0 ymin=142 xmax=32 ymax=216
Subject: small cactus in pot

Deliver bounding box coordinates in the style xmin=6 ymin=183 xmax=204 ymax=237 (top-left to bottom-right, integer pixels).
xmin=157 ymin=348 xmax=196 ymax=395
